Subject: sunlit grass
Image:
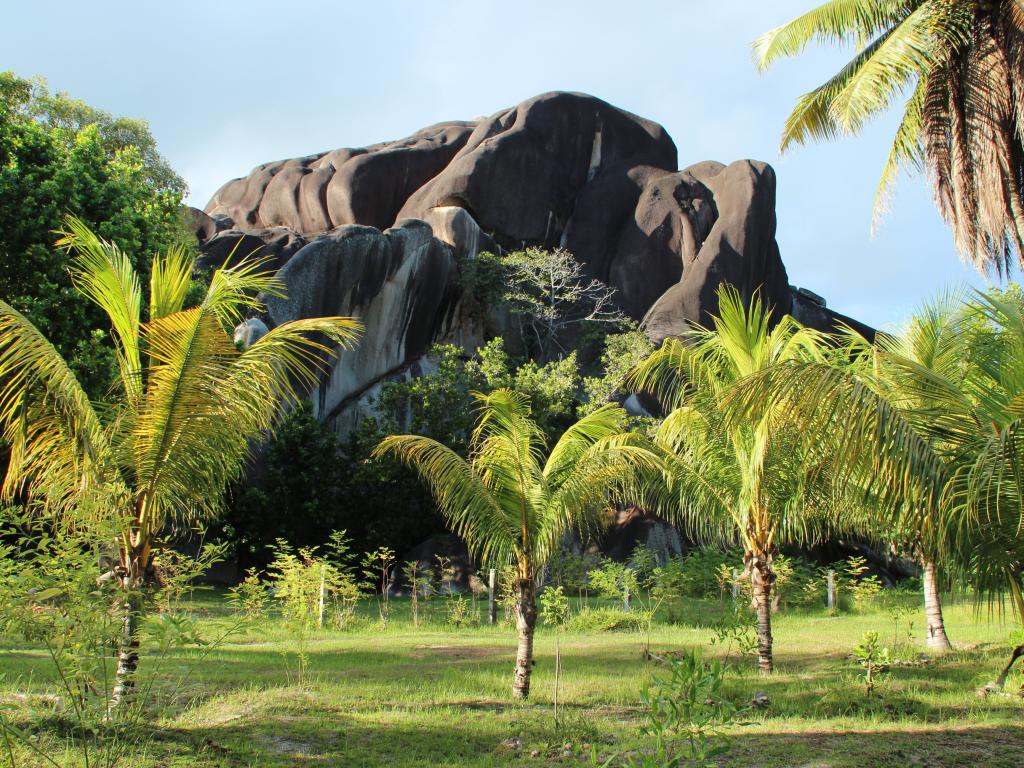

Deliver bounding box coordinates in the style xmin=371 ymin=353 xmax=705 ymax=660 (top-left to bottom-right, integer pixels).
xmin=2 ymin=592 xmax=1023 ymax=767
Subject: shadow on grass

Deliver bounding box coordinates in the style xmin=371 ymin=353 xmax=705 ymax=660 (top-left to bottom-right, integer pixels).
xmin=722 ymin=724 xmax=1024 ymax=768
xmin=152 ymin=705 xmax=1024 ymax=768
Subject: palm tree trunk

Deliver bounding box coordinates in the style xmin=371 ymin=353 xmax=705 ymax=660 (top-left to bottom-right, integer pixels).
xmin=750 ymin=554 xmax=774 ymax=674
xmin=922 ymin=558 xmax=952 ymax=651
xmin=512 ymin=579 xmax=537 ymax=700
xmin=109 ymin=540 xmax=147 ymax=711
xmin=109 ymin=575 xmax=142 ymax=710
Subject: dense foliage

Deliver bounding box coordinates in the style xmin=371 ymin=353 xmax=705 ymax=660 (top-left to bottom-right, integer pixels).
xmin=225 ymin=332 xmax=645 ymax=565
xmin=0 ymin=72 xmax=190 ymax=394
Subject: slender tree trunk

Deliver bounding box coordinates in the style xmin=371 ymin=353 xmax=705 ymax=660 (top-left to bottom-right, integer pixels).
xmin=109 ymin=540 xmax=148 ymax=711
xmin=109 ymin=577 xmax=141 ymax=709
xmin=922 ymin=558 xmax=952 ymax=651
xmin=749 ymin=552 xmax=775 ymax=674
xmin=512 ymin=579 xmax=537 ymax=700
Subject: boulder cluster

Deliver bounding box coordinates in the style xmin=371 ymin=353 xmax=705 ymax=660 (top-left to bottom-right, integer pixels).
xmin=190 ymin=91 xmax=870 ymax=433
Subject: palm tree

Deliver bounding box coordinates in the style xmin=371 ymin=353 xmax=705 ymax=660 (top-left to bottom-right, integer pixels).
xmin=755 ymin=1 xmax=1024 ymax=275
xmin=374 ymin=389 xmax=653 ymax=699
xmin=0 ymin=218 xmax=362 ymax=704
xmin=628 ymin=286 xmax=839 ymax=673
xmin=727 ymin=289 xmax=1024 ymax=660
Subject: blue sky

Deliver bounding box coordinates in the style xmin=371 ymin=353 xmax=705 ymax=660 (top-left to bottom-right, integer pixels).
xmin=6 ymin=0 xmax=1007 ymax=329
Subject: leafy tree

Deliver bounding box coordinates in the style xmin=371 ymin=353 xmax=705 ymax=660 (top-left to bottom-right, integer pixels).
xmin=0 ymin=219 xmax=361 ymax=703
xmin=466 ymin=248 xmax=628 ymax=361
xmin=223 ymin=402 xmax=353 ymax=568
xmin=755 ymin=2 xmax=1024 ymax=275
xmin=583 ymin=329 xmax=656 ymax=412
xmin=374 ymin=390 xmax=654 ymax=698
xmin=0 ymin=72 xmax=190 ymax=394
xmin=629 ymin=285 xmax=843 ymax=673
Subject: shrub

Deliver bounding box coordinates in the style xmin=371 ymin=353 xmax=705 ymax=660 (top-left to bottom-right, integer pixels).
xmin=836 ymin=556 xmax=884 ymax=612
xmin=228 ymin=567 xmax=271 ymax=620
xmin=0 ymin=508 xmax=234 ymax=767
xmin=589 ymin=559 xmax=640 ymax=609
xmin=565 ymin=608 xmax=650 ymax=633
xmin=446 ymin=595 xmax=480 ymax=627
xmin=853 ymin=631 xmax=891 ymax=695
xmin=595 ymin=648 xmax=743 ymax=767
xmin=540 ymin=585 xmax=571 ymax=627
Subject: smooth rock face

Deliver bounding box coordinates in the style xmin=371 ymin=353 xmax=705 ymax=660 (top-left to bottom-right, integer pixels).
xmin=643 ymin=160 xmax=792 ymax=342
xmin=205 ymin=122 xmax=476 ymax=234
xmin=196 ymin=227 xmax=308 ymax=272
xmin=207 ymin=91 xmax=870 ymax=434
xmin=259 ymin=220 xmax=462 ymax=427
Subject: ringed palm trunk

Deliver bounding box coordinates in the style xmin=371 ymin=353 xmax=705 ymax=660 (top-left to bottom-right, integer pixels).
xmin=922 ymin=558 xmax=952 ymax=651
xmin=512 ymin=578 xmax=538 ymax=700
xmin=748 ymin=551 xmax=775 ymax=674
xmin=110 ymin=538 xmax=148 ymax=710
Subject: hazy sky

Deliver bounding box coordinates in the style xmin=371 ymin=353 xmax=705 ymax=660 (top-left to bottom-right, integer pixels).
xmin=6 ymin=0 xmax=1007 ymax=329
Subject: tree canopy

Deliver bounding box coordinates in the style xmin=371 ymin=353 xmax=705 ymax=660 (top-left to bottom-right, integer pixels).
xmin=0 ymin=72 xmax=190 ymax=395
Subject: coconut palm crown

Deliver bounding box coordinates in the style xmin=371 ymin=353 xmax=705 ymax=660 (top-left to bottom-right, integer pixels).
xmin=726 ymin=289 xmax=1024 ymax=649
xmin=628 ymin=285 xmax=846 ymax=673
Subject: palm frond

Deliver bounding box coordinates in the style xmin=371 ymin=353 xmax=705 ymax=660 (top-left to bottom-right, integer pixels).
xmin=753 ymin=0 xmax=916 ymax=71
xmin=150 ymin=244 xmax=195 ymax=321
xmin=543 ymin=403 xmax=629 ymax=483
xmin=373 ymin=434 xmax=518 ymax=566
xmin=0 ymin=300 xmax=105 ymax=512
xmin=873 ymin=74 xmax=927 ymax=228
xmin=57 ymin=215 xmax=142 ymax=399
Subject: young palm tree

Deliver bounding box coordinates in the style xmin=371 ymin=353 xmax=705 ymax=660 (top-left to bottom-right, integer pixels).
xmin=374 ymin=389 xmax=653 ymax=699
xmin=727 ymin=290 xmax=1024 ymax=659
xmin=755 ymin=1 xmax=1024 ymax=275
xmin=628 ymin=286 xmax=838 ymax=673
xmin=0 ymin=218 xmax=362 ymax=704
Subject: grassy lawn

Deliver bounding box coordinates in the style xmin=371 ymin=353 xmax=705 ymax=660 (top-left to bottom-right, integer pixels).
xmin=2 ymin=593 xmax=1023 ymax=767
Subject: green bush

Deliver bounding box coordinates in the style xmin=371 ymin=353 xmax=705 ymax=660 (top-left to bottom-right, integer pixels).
xmin=565 ymin=608 xmax=650 ymax=633
xmin=588 ymin=559 xmax=640 ymax=608
xmin=539 ymin=585 xmax=571 ymax=627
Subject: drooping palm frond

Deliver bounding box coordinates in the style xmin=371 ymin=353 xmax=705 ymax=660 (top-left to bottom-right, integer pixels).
xmin=0 ymin=300 xmax=105 ymax=511
xmin=754 ymin=0 xmax=916 ymax=70
xmin=645 ymin=406 xmax=741 ymax=547
xmin=373 ymin=434 xmax=516 ymax=566
xmin=543 ymin=403 xmax=630 ymax=485
xmin=376 ymin=388 xmax=652 ymax=579
xmin=874 ymin=74 xmax=927 ymax=224
xmin=758 ymin=0 xmax=1024 ymax=274
xmin=543 ymin=431 xmax=662 ymax=559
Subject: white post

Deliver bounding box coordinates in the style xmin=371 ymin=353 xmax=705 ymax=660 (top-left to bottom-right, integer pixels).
xmin=827 ymin=569 xmax=836 ymax=612
xmin=488 ymin=568 xmax=497 ymax=625
xmin=318 ymin=563 xmax=326 ymax=629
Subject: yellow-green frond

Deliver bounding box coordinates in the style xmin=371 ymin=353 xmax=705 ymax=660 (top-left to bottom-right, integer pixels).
xmin=373 ymin=434 xmax=517 ymax=566
xmin=57 ymin=215 xmax=142 ymax=398
xmin=754 ymin=0 xmax=916 ymax=72
xmin=150 ymin=244 xmax=195 ymax=321
xmin=0 ymin=300 xmax=104 ymax=510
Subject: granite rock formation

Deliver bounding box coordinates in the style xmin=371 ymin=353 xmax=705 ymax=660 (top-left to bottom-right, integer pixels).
xmin=194 ymin=91 xmax=870 ymax=433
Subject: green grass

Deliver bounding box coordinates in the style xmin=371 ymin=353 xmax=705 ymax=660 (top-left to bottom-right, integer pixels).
xmin=2 ymin=593 xmax=1023 ymax=767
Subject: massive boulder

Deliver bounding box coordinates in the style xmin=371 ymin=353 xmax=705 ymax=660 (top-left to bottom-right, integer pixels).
xmin=196 ymin=91 xmax=869 ymax=434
